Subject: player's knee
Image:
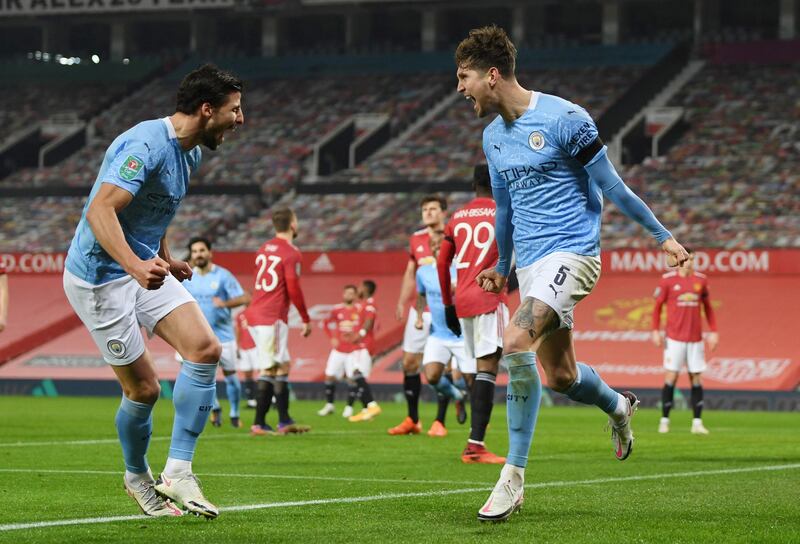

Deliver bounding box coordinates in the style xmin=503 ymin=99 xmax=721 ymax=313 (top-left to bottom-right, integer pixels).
xmin=194 ymin=337 xmax=222 ymax=363
xmin=127 ymin=379 xmax=161 ymax=404
xmin=402 ymin=358 xmax=420 ymax=375
xmin=547 ymin=367 xmax=577 ymax=393
xmin=503 ymin=329 xmax=531 ymax=354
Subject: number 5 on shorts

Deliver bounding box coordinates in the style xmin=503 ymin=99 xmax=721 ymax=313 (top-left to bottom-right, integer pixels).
xmin=553 ymin=265 xmax=570 ymax=286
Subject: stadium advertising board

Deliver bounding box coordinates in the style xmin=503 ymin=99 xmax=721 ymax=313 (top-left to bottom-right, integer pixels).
xmin=0 ymin=0 xmax=233 ymax=17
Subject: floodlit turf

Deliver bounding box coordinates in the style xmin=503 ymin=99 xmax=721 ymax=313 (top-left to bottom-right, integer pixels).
xmin=0 ymin=396 xmax=798 ymax=543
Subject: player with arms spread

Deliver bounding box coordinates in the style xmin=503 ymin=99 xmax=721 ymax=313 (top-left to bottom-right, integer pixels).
xmin=455 ymin=26 xmax=689 ymax=521
xmin=247 ymin=206 xmax=312 ymax=436
xmin=652 ymin=248 xmax=718 ymax=435
xmin=62 ymin=64 xmax=244 ymax=518
xmin=437 ymin=164 xmax=507 ymax=464
xmin=388 ymin=195 xmax=448 ymax=436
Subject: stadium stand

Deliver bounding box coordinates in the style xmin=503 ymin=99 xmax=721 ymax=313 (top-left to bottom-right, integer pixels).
xmin=327 ymin=66 xmax=645 ymax=182
xmin=609 ymin=61 xmax=800 ymax=249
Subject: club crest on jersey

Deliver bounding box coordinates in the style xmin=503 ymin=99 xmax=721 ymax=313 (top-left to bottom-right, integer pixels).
xmin=119 ymin=155 xmax=144 ymax=181
xmin=528 ymin=131 xmax=545 ymax=151
xmin=210 ymin=281 xmax=219 ymax=290
xmin=107 ymin=339 xmax=127 ymax=358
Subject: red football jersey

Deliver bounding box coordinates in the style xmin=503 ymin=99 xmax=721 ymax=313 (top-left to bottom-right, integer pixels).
xmin=356 ymin=297 xmax=378 ymax=355
xmin=652 ymin=271 xmax=717 ymax=342
xmin=235 ymin=312 xmax=256 ymax=350
xmin=247 ymin=237 xmax=307 ymax=326
xmin=408 ymin=228 xmax=434 ymax=268
xmin=441 ymin=197 xmax=507 ymax=318
xmin=325 ymin=303 xmax=363 ymax=354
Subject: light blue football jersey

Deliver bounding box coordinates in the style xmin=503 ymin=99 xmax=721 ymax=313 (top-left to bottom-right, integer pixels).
xmin=416 ymin=263 xmax=460 ymax=341
xmin=183 ymin=265 xmax=244 ymax=343
xmin=65 ymin=118 xmax=202 ymax=285
xmin=483 ymin=92 xmax=604 ymax=268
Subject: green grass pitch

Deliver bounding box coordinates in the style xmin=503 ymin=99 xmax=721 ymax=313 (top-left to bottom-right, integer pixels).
xmin=0 ymin=396 xmax=798 ymax=543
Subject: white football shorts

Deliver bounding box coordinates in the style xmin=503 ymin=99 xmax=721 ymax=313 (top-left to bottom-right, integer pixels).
xmin=248 ymin=320 xmax=290 ymax=371
xmin=402 ymin=307 xmax=431 ymax=353
xmin=516 ymin=251 xmax=601 ymax=330
xmin=422 ymin=335 xmax=476 ymax=374
xmin=663 ymin=337 xmax=706 ymax=373
xmin=63 ymin=269 xmax=195 ymax=366
xmin=461 ymin=303 xmax=509 ymax=359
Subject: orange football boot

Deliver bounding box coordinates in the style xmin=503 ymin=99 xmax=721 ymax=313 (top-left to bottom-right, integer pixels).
xmin=387 ymin=416 xmax=422 ymax=435
xmin=461 ymin=443 xmax=506 ymax=464
xmin=427 ymin=420 xmax=448 ymax=437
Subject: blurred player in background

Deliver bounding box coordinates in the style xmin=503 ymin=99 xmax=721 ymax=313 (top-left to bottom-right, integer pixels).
xmin=389 ymin=195 xmax=447 ymax=436
xmin=455 ymin=26 xmax=689 ymax=521
xmin=247 ymin=207 xmax=312 ymax=436
xmin=319 ymin=284 xmax=381 ymax=421
xmin=415 ymin=230 xmax=469 ymax=437
xmin=62 ymin=64 xmax=243 ymax=518
xmin=357 ymin=280 xmax=378 ymax=360
xmin=438 ymin=164 xmax=507 ymax=464
xmin=235 ymin=310 xmax=258 ymax=408
xmin=184 ymin=237 xmax=250 ymax=428
xmin=0 ymin=261 xmax=7 ymax=334
xmin=652 ymin=248 xmax=718 ymax=435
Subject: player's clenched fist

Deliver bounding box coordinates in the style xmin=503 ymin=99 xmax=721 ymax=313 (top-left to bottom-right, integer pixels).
xmin=476 ymin=268 xmax=507 ymax=294
xmin=662 ymin=238 xmax=689 ymax=268
xmin=129 ymin=257 xmax=170 ymax=290
xmin=168 ymin=258 xmax=193 ymax=282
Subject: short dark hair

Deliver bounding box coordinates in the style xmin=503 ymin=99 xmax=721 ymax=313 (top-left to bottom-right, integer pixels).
xmin=473 ymin=164 xmax=491 ymax=191
xmin=362 ymin=280 xmax=376 ymax=296
xmin=187 ymin=236 xmax=212 ymax=252
xmin=455 ymin=25 xmax=517 ymax=78
xmin=176 ymin=64 xmax=243 ymax=115
xmin=685 ymin=247 xmax=695 ymax=254
xmin=272 ymin=206 xmax=295 ymax=233
xmin=420 ymin=194 xmax=447 ymax=212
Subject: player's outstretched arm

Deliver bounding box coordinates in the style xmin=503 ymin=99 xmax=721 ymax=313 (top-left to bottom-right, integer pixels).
xmin=584 ymin=146 xmax=688 ymax=267
xmin=476 ymin=183 xmax=513 ymax=294
xmin=86 ymin=183 xmax=169 ymax=289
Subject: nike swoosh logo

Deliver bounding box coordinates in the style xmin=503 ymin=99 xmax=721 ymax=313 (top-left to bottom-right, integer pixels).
xmin=162 ymin=476 xmax=172 ymax=487
xmin=482 ymin=498 xmax=493 ymax=513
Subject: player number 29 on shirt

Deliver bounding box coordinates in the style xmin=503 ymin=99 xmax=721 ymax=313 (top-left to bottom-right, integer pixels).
xmin=255 ymin=254 xmax=282 ymax=292
xmin=454 ymin=221 xmax=495 ymax=270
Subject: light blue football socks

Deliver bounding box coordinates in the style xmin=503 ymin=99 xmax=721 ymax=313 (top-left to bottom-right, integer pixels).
xmin=432 ymin=374 xmax=464 ymax=401
xmin=505 ymin=352 xmax=542 ymax=468
xmin=224 ymin=373 xmax=241 ymax=418
xmin=564 ymin=362 xmax=620 ymax=414
xmin=115 ymin=395 xmax=154 ymax=474
xmin=168 ymin=360 xmax=218 ymax=461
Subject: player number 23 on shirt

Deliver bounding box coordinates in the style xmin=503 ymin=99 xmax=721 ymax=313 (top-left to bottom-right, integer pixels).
xmin=255 ymin=254 xmax=282 ymax=292
xmin=454 ymin=221 xmax=495 ymax=270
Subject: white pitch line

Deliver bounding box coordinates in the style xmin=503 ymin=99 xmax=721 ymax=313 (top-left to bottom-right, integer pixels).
xmin=0 ymin=468 xmax=486 ymax=486
xmin=0 ymin=430 xmax=370 ymax=448
xmin=0 ymin=463 xmax=798 ymax=533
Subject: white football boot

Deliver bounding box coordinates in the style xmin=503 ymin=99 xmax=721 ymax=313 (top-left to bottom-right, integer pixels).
xmin=155 ymin=472 xmax=219 ymax=519
xmin=342 ymin=405 xmax=354 ymax=418
xmin=477 ymin=464 xmax=524 ymax=522
xmin=658 ymin=417 xmax=670 ymax=434
xmin=317 ymin=403 xmax=335 ymax=416
xmin=691 ymin=418 xmax=710 ymax=435
xmin=124 ymin=477 xmax=183 ymax=517
xmin=609 ymin=391 xmax=640 ymax=461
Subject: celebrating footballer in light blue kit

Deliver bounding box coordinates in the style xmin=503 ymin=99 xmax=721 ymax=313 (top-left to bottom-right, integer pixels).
xmin=65 ymin=119 xmax=200 ymax=285
xmin=455 ymin=25 xmax=689 ymax=522
xmin=184 ymin=237 xmax=250 ymax=427
xmin=62 ymin=64 xmax=245 ymax=519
